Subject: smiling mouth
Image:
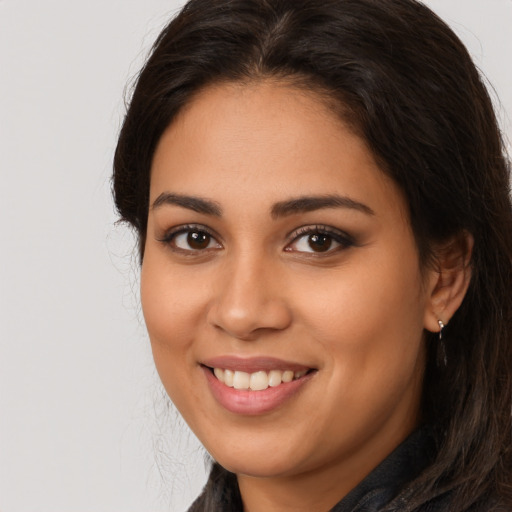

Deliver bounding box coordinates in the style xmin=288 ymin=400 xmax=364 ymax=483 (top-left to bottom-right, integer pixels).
xmin=208 ymin=367 xmax=312 ymax=391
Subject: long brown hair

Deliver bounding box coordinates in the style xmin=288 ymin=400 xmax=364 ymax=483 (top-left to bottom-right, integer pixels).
xmin=113 ymin=1 xmax=512 ymax=510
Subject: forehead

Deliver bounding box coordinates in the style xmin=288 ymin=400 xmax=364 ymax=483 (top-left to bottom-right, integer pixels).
xmin=150 ymin=80 xmax=406 ymax=220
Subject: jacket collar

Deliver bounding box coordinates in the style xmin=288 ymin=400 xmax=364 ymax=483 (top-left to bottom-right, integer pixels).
xmin=330 ymin=427 xmax=433 ymax=512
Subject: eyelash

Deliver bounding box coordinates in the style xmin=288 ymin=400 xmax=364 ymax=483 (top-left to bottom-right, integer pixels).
xmin=286 ymin=225 xmax=355 ymax=255
xmin=157 ymin=224 xmax=222 ymax=255
xmin=157 ymin=224 xmax=355 ymax=255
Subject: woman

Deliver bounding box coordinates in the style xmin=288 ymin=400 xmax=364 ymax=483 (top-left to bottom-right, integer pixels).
xmin=113 ymin=0 xmax=512 ymax=510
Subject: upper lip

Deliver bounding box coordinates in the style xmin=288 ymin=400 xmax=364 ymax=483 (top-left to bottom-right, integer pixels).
xmin=201 ymin=356 xmax=313 ymax=374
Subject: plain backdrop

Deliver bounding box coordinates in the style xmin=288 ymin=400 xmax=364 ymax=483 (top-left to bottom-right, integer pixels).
xmin=0 ymin=1 xmax=510 ymax=511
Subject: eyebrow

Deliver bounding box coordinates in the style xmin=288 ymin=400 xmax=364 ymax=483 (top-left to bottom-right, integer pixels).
xmin=151 ymin=192 xmax=374 ymax=218
xmin=271 ymin=194 xmax=375 ymax=218
xmin=152 ymin=192 xmax=222 ymax=216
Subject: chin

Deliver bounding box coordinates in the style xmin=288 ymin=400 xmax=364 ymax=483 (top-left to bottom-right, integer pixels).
xmin=203 ymin=435 xmax=304 ymax=479
xmin=217 ymin=456 xmax=296 ymax=479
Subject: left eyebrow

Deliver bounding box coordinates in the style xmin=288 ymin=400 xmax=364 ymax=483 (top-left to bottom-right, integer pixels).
xmin=270 ymin=194 xmax=375 ymax=218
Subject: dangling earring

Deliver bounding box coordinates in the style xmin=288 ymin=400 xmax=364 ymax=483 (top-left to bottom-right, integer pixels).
xmin=437 ymin=319 xmax=447 ymax=367
xmin=438 ymin=320 xmax=445 ymax=339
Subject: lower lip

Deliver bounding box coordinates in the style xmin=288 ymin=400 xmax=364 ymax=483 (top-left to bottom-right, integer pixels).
xmin=202 ymin=366 xmax=314 ymax=415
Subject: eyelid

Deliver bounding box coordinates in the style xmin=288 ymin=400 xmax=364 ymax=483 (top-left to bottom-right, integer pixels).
xmin=157 ymin=223 xmax=223 ymax=252
xmin=156 ymin=223 xmax=355 ymax=255
xmin=285 ymin=224 xmax=356 ymax=253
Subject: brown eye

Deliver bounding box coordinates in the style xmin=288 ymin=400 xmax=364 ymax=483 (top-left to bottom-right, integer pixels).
xmin=187 ymin=231 xmax=211 ymax=250
xmin=286 ymin=226 xmax=354 ymax=255
xmin=307 ymin=233 xmax=332 ymax=252
xmin=170 ymin=228 xmax=221 ymax=252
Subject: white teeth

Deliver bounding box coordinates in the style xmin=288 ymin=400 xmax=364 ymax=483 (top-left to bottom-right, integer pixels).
xmin=249 ymin=371 xmax=269 ymax=391
xmin=224 ymin=369 xmax=234 ymax=387
xmin=282 ymin=370 xmax=294 ymax=383
xmin=268 ymin=370 xmax=283 ymax=387
xmin=213 ymin=367 xmax=309 ymax=391
xmin=233 ymin=371 xmax=250 ymax=390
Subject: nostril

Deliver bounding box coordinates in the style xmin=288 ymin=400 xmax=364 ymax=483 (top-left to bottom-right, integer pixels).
xmin=207 ymin=295 xmax=293 ymax=340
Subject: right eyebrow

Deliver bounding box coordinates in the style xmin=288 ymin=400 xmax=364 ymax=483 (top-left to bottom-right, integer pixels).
xmin=151 ymin=192 xmax=223 ymax=216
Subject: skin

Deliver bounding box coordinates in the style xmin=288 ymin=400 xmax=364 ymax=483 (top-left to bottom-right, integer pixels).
xmin=141 ymin=81 xmax=468 ymax=512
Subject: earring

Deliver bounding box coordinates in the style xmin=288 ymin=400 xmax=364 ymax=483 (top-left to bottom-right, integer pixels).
xmin=438 ymin=320 xmax=445 ymax=341
xmin=437 ymin=319 xmax=447 ymax=367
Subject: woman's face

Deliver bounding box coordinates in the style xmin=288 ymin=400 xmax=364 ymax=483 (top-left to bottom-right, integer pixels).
xmin=142 ymin=81 xmax=438 ymax=490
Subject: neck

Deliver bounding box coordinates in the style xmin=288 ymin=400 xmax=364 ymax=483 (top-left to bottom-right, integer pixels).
xmin=238 ymin=467 xmax=353 ymax=512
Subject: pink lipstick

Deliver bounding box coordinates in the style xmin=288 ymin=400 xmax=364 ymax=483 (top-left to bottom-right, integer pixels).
xmin=201 ymin=356 xmax=315 ymax=415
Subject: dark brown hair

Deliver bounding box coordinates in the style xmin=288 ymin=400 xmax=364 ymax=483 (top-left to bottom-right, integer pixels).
xmin=113 ymin=0 xmax=512 ymax=510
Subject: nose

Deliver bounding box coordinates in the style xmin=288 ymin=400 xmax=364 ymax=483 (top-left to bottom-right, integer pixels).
xmin=207 ymin=253 xmax=292 ymax=340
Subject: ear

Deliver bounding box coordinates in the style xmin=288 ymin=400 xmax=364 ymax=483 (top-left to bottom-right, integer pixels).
xmin=423 ymin=232 xmax=474 ymax=333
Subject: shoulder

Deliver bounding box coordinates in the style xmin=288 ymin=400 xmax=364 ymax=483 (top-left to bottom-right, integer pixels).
xmin=417 ymin=493 xmax=511 ymax=512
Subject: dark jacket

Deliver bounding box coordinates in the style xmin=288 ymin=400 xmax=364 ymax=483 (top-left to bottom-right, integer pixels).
xmin=330 ymin=427 xmax=437 ymax=511
xmin=189 ymin=427 xmax=504 ymax=512
xmin=331 ymin=427 xmax=501 ymax=512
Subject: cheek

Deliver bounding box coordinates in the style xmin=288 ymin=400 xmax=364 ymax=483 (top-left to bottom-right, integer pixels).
xmin=139 ymin=254 xmax=207 ymax=394
xmin=140 ymin=257 xmax=210 ymax=417
xmin=295 ymin=253 xmax=427 ymax=379
xmin=301 ymin=265 xmax=427 ymax=435
xmin=141 ymin=254 xmax=202 ymax=345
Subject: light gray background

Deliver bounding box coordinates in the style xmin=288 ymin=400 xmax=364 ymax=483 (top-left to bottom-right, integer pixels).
xmin=0 ymin=1 xmax=510 ymax=511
